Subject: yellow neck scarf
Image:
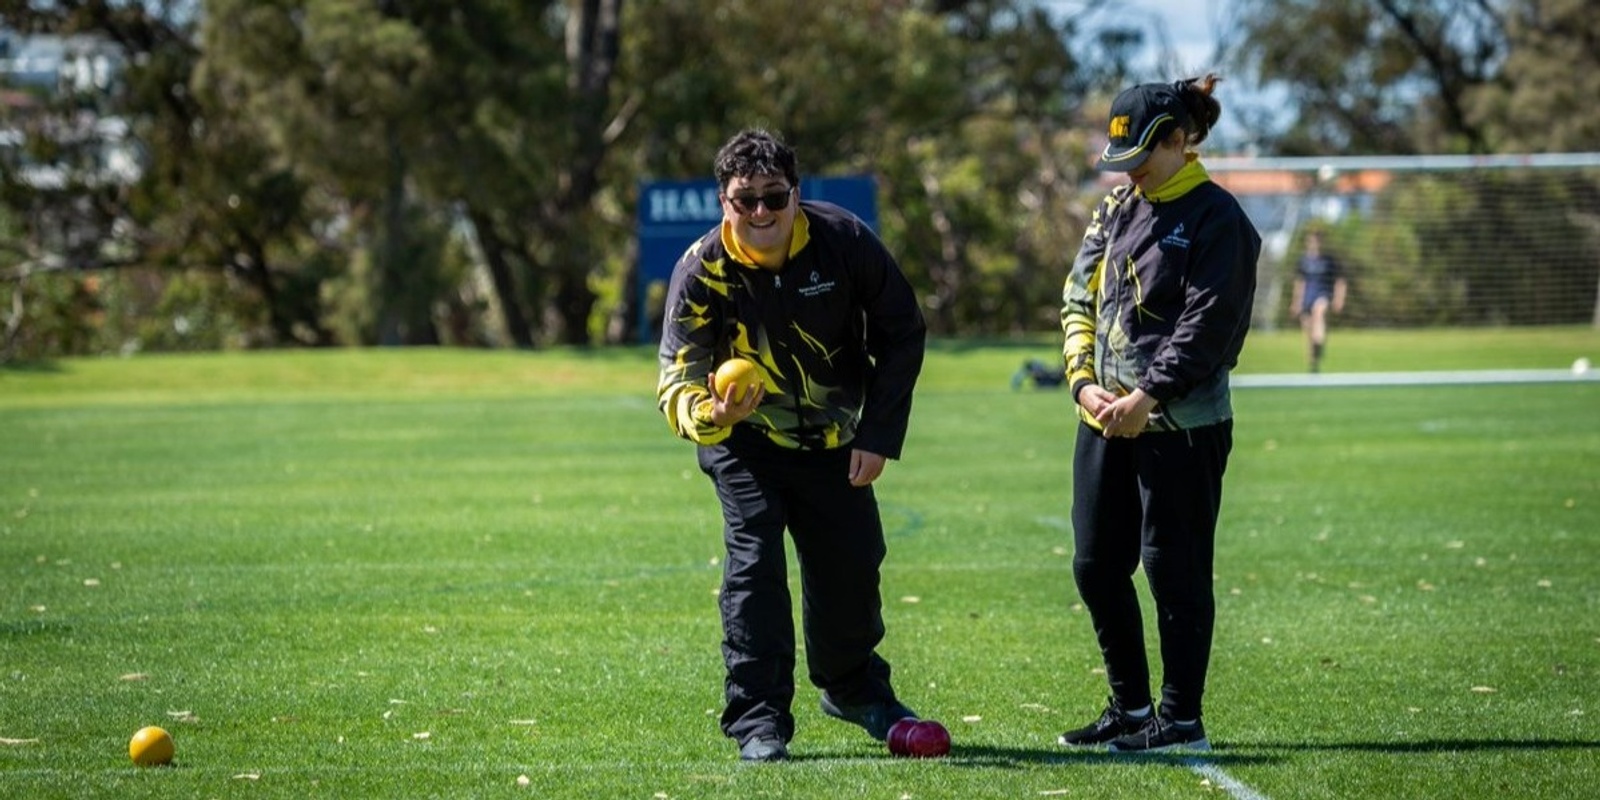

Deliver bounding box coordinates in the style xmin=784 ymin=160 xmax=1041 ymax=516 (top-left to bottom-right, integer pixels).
xmin=1143 ymin=155 xmax=1210 ymax=202
xmin=722 ymin=209 xmax=811 ymax=269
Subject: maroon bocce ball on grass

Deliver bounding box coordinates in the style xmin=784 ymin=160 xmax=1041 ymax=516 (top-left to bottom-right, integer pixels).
xmin=887 ymin=718 xmax=950 ymax=758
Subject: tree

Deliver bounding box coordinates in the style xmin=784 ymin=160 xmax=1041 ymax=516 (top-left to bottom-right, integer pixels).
xmin=200 ymin=0 xmax=454 ymax=345
xmin=198 ymin=0 xmax=632 ymax=348
xmin=542 ymin=0 xmax=624 ymax=345
xmin=1467 ymin=0 xmax=1600 ymax=152
xmin=1231 ymin=0 xmax=1507 ymax=155
xmin=614 ymin=0 xmax=1108 ymax=337
xmin=3 ymin=0 xmax=1138 ymax=354
xmin=0 ymin=1 xmax=349 ymax=359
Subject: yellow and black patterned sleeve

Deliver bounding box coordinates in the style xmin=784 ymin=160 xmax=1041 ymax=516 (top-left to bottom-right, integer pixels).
xmin=1061 ymin=188 xmax=1121 ymax=403
xmin=657 ymin=237 xmax=735 ymax=445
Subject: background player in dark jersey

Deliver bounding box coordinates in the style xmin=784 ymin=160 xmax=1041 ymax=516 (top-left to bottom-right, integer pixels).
xmin=1057 ymin=75 xmax=1259 ymax=753
xmin=656 ymin=129 xmax=927 ymax=762
xmin=1291 ymin=230 xmax=1347 ymax=373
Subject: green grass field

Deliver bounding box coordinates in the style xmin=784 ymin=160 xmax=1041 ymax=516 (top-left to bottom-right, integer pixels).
xmin=3 ymin=327 xmax=1597 ymax=799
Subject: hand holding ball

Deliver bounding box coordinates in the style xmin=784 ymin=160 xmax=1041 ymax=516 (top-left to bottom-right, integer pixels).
xmin=713 ymin=358 xmax=763 ymax=404
xmin=129 ymin=726 xmax=174 ymax=767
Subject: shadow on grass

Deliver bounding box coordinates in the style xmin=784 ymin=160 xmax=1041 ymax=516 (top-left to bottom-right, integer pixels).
xmin=946 ymin=743 xmax=1280 ymax=768
xmin=927 ymin=337 xmax=1056 ymax=354
xmin=0 ymin=619 xmax=73 ymax=638
xmin=769 ymin=744 xmax=1280 ymax=768
xmin=0 ymin=358 xmax=63 ymax=373
xmin=1255 ymin=738 xmax=1600 ymax=754
xmin=764 ymin=737 xmax=1600 ymax=768
xmin=561 ymin=344 xmax=660 ymax=362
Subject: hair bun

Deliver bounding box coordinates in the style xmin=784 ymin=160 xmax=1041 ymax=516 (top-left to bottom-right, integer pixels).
xmin=1179 ymin=74 xmax=1220 ymax=97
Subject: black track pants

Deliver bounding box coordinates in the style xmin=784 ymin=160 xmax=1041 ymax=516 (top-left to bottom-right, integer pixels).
xmin=697 ymin=428 xmax=896 ymax=744
xmin=1071 ymin=419 xmax=1231 ymax=721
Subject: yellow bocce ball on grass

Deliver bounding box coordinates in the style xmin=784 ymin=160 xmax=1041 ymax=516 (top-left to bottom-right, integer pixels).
xmin=129 ymin=725 xmax=174 ymax=767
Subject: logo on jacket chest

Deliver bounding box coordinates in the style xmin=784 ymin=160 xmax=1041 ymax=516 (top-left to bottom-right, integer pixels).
xmin=1161 ymin=222 xmax=1192 ymax=250
xmin=796 ymin=270 xmax=838 ymax=298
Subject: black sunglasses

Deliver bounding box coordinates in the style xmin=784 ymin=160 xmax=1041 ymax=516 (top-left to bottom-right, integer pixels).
xmin=724 ymin=187 xmax=793 ymax=214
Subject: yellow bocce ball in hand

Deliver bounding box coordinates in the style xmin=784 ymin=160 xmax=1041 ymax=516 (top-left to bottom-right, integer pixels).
xmin=713 ymin=358 xmax=763 ymax=403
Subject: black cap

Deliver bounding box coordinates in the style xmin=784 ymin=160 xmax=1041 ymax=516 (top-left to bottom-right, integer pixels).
xmin=1098 ymin=82 xmax=1189 ymax=172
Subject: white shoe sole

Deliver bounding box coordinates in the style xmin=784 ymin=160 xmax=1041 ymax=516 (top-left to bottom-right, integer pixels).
xmin=1109 ymin=737 xmax=1210 ymax=753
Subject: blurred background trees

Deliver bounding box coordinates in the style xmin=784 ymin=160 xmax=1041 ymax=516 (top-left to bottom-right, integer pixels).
xmin=0 ymin=0 xmax=1596 ymax=361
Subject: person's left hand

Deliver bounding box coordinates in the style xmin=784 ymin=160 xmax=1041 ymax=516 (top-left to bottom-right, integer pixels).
xmin=1076 ymin=384 xmax=1118 ymax=419
xmin=849 ymin=449 xmax=886 ymax=487
xmin=1096 ymin=388 xmax=1156 ymax=439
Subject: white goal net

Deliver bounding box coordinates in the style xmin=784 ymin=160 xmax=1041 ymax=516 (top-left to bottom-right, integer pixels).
xmin=1208 ymin=153 xmax=1600 ymax=331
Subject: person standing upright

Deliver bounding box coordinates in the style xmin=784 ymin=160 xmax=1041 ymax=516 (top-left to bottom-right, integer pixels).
xmin=1056 ymin=75 xmax=1260 ymax=753
xmin=656 ymin=129 xmax=928 ymax=762
xmin=1291 ymin=230 xmax=1347 ymax=373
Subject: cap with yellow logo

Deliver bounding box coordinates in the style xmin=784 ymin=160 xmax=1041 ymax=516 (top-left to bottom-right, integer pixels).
xmin=1098 ymin=82 xmax=1190 ymax=172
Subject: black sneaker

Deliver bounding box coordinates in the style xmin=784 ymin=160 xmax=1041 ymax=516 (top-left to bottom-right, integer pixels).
xmin=819 ymin=693 xmax=917 ymax=741
xmin=739 ymin=736 xmax=788 ymax=762
xmin=1057 ymin=701 xmax=1150 ymax=747
xmin=1107 ymin=715 xmax=1209 ymax=753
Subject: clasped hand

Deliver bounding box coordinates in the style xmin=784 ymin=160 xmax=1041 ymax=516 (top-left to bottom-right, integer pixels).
xmin=1079 ymin=385 xmax=1154 ymax=439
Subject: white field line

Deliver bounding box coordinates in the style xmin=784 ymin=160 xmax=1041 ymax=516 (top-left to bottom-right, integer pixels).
xmin=1233 ymin=368 xmax=1597 ymax=389
xmin=1185 ymin=758 xmax=1271 ymax=800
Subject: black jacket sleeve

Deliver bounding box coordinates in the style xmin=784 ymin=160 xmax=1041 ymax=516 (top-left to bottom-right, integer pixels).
xmin=850 ymin=225 xmax=926 ymax=459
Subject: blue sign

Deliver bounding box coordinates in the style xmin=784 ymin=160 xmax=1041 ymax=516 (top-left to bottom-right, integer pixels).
xmin=636 ymin=175 xmax=879 ymax=342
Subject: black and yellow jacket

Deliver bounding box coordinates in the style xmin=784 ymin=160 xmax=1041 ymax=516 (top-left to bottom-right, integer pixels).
xmin=1061 ymin=158 xmax=1260 ymax=432
xmin=657 ymin=200 xmax=926 ymax=457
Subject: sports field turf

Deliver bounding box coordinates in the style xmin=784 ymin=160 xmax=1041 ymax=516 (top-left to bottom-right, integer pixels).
xmin=2 ymin=327 xmax=1597 ymax=798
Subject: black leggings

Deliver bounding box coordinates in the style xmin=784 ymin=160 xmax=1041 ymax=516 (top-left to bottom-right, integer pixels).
xmin=1071 ymin=420 xmax=1232 ymax=721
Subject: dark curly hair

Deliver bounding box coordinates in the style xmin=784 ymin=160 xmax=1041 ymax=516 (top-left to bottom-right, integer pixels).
xmin=713 ymin=129 xmax=800 ymax=190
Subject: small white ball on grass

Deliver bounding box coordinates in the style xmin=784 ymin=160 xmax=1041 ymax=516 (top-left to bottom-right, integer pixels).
xmin=1573 ymin=357 xmax=1591 ymax=376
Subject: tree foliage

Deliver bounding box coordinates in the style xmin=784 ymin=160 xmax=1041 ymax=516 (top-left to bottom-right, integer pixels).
xmin=1230 ymin=0 xmax=1600 ymax=156
xmin=1466 ymin=0 xmax=1600 ymax=152
xmin=3 ymin=0 xmax=1597 ymax=361
xmin=1230 ymin=0 xmax=1504 ymax=154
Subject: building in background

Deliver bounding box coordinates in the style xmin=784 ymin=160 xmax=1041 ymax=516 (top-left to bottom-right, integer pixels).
xmin=0 ymin=29 xmax=137 ymax=189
